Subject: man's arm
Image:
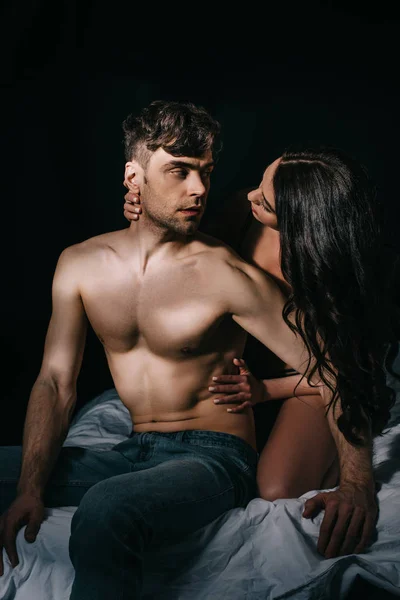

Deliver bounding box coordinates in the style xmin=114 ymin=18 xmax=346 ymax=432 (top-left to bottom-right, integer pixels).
xmin=18 ymin=247 xmax=87 ymax=496
xmin=0 ymin=247 xmax=87 ymax=572
xmin=302 ymin=392 xmax=376 ymax=558
xmin=228 ymin=262 xmax=312 ymax=379
xmin=227 ymin=259 xmax=377 ymax=557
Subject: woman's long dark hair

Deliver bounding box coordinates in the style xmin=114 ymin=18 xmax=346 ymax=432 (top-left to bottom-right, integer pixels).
xmin=274 ymin=145 xmax=400 ymax=445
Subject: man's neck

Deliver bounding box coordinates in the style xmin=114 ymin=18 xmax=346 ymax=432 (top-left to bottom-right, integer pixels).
xmin=125 ymin=217 xmax=193 ymax=273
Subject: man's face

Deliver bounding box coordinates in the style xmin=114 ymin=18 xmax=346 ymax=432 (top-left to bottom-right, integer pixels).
xmin=137 ymin=148 xmax=214 ymax=236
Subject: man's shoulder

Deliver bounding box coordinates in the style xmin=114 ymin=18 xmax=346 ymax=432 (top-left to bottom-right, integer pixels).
xmin=192 ymin=232 xmax=241 ymax=263
xmin=191 ymin=234 xmax=277 ymax=312
xmin=192 ymin=232 xmax=262 ymax=281
xmin=58 ymin=230 xmax=125 ymax=264
xmin=52 ymin=231 xmax=128 ymax=294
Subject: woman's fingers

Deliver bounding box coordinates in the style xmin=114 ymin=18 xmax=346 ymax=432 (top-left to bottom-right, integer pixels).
xmin=209 ymin=383 xmax=249 ymax=394
xmin=124 ymin=192 xmax=141 ymax=205
xmin=227 ymin=401 xmax=253 ymax=413
xmin=211 ymin=375 xmax=247 ymax=384
xmin=213 ymin=393 xmax=251 ymax=404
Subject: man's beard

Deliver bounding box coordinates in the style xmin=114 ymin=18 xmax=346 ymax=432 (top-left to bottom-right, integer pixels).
xmin=142 ymin=184 xmax=201 ymax=236
xmin=147 ymin=209 xmax=199 ymax=236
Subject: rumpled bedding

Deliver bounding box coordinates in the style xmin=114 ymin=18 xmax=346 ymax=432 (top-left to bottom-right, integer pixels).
xmin=1 ymin=355 xmax=400 ymax=600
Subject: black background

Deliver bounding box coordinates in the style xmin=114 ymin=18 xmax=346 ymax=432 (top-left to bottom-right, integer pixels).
xmin=1 ymin=1 xmax=399 ymax=444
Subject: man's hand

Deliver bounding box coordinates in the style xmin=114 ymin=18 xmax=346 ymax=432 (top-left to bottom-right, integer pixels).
xmin=302 ymin=482 xmax=377 ymax=558
xmin=0 ymin=494 xmax=45 ymax=575
xmin=209 ymin=358 xmax=266 ymax=413
xmin=123 ymin=191 xmax=142 ymax=222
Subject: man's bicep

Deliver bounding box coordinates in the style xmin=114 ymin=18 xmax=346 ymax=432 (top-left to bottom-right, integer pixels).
xmin=39 ymin=250 xmax=88 ymax=388
xmin=231 ymin=267 xmax=313 ymax=379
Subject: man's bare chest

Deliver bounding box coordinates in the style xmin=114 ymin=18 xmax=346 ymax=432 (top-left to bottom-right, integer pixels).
xmin=80 ymin=262 xmax=242 ymax=357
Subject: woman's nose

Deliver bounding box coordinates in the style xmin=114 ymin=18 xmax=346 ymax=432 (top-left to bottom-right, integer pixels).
xmin=247 ymin=189 xmax=260 ymax=205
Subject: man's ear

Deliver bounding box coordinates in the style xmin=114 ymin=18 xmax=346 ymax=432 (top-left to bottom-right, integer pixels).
xmin=124 ymin=161 xmax=143 ymax=194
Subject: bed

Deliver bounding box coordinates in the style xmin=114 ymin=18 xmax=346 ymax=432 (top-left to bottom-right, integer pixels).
xmin=1 ymin=351 xmax=400 ymax=600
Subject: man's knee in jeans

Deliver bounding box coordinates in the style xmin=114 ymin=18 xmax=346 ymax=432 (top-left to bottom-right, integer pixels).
xmin=69 ymin=475 xmax=144 ymax=553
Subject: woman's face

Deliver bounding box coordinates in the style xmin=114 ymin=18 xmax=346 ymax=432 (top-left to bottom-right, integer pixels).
xmin=247 ymin=158 xmax=279 ymax=230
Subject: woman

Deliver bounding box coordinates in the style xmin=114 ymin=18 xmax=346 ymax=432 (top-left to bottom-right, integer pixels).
xmin=122 ymin=145 xmax=398 ymax=504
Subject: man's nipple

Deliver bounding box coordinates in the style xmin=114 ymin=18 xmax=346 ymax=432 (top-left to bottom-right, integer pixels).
xmin=181 ymin=346 xmax=194 ymax=355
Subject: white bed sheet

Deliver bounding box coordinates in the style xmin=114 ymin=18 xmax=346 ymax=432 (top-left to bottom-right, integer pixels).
xmin=1 ymin=355 xmax=400 ymax=600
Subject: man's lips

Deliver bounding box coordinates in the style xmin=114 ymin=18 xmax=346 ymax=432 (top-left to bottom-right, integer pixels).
xmin=180 ymin=207 xmax=202 ymax=215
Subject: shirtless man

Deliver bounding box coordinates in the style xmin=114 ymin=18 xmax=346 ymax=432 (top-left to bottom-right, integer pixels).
xmin=0 ymin=100 xmax=319 ymax=599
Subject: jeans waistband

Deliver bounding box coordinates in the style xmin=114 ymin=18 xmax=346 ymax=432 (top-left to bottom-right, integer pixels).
xmin=129 ymin=430 xmax=258 ymax=467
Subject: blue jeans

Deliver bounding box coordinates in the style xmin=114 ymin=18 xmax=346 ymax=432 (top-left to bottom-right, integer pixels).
xmin=0 ymin=430 xmax=258 ymax=599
